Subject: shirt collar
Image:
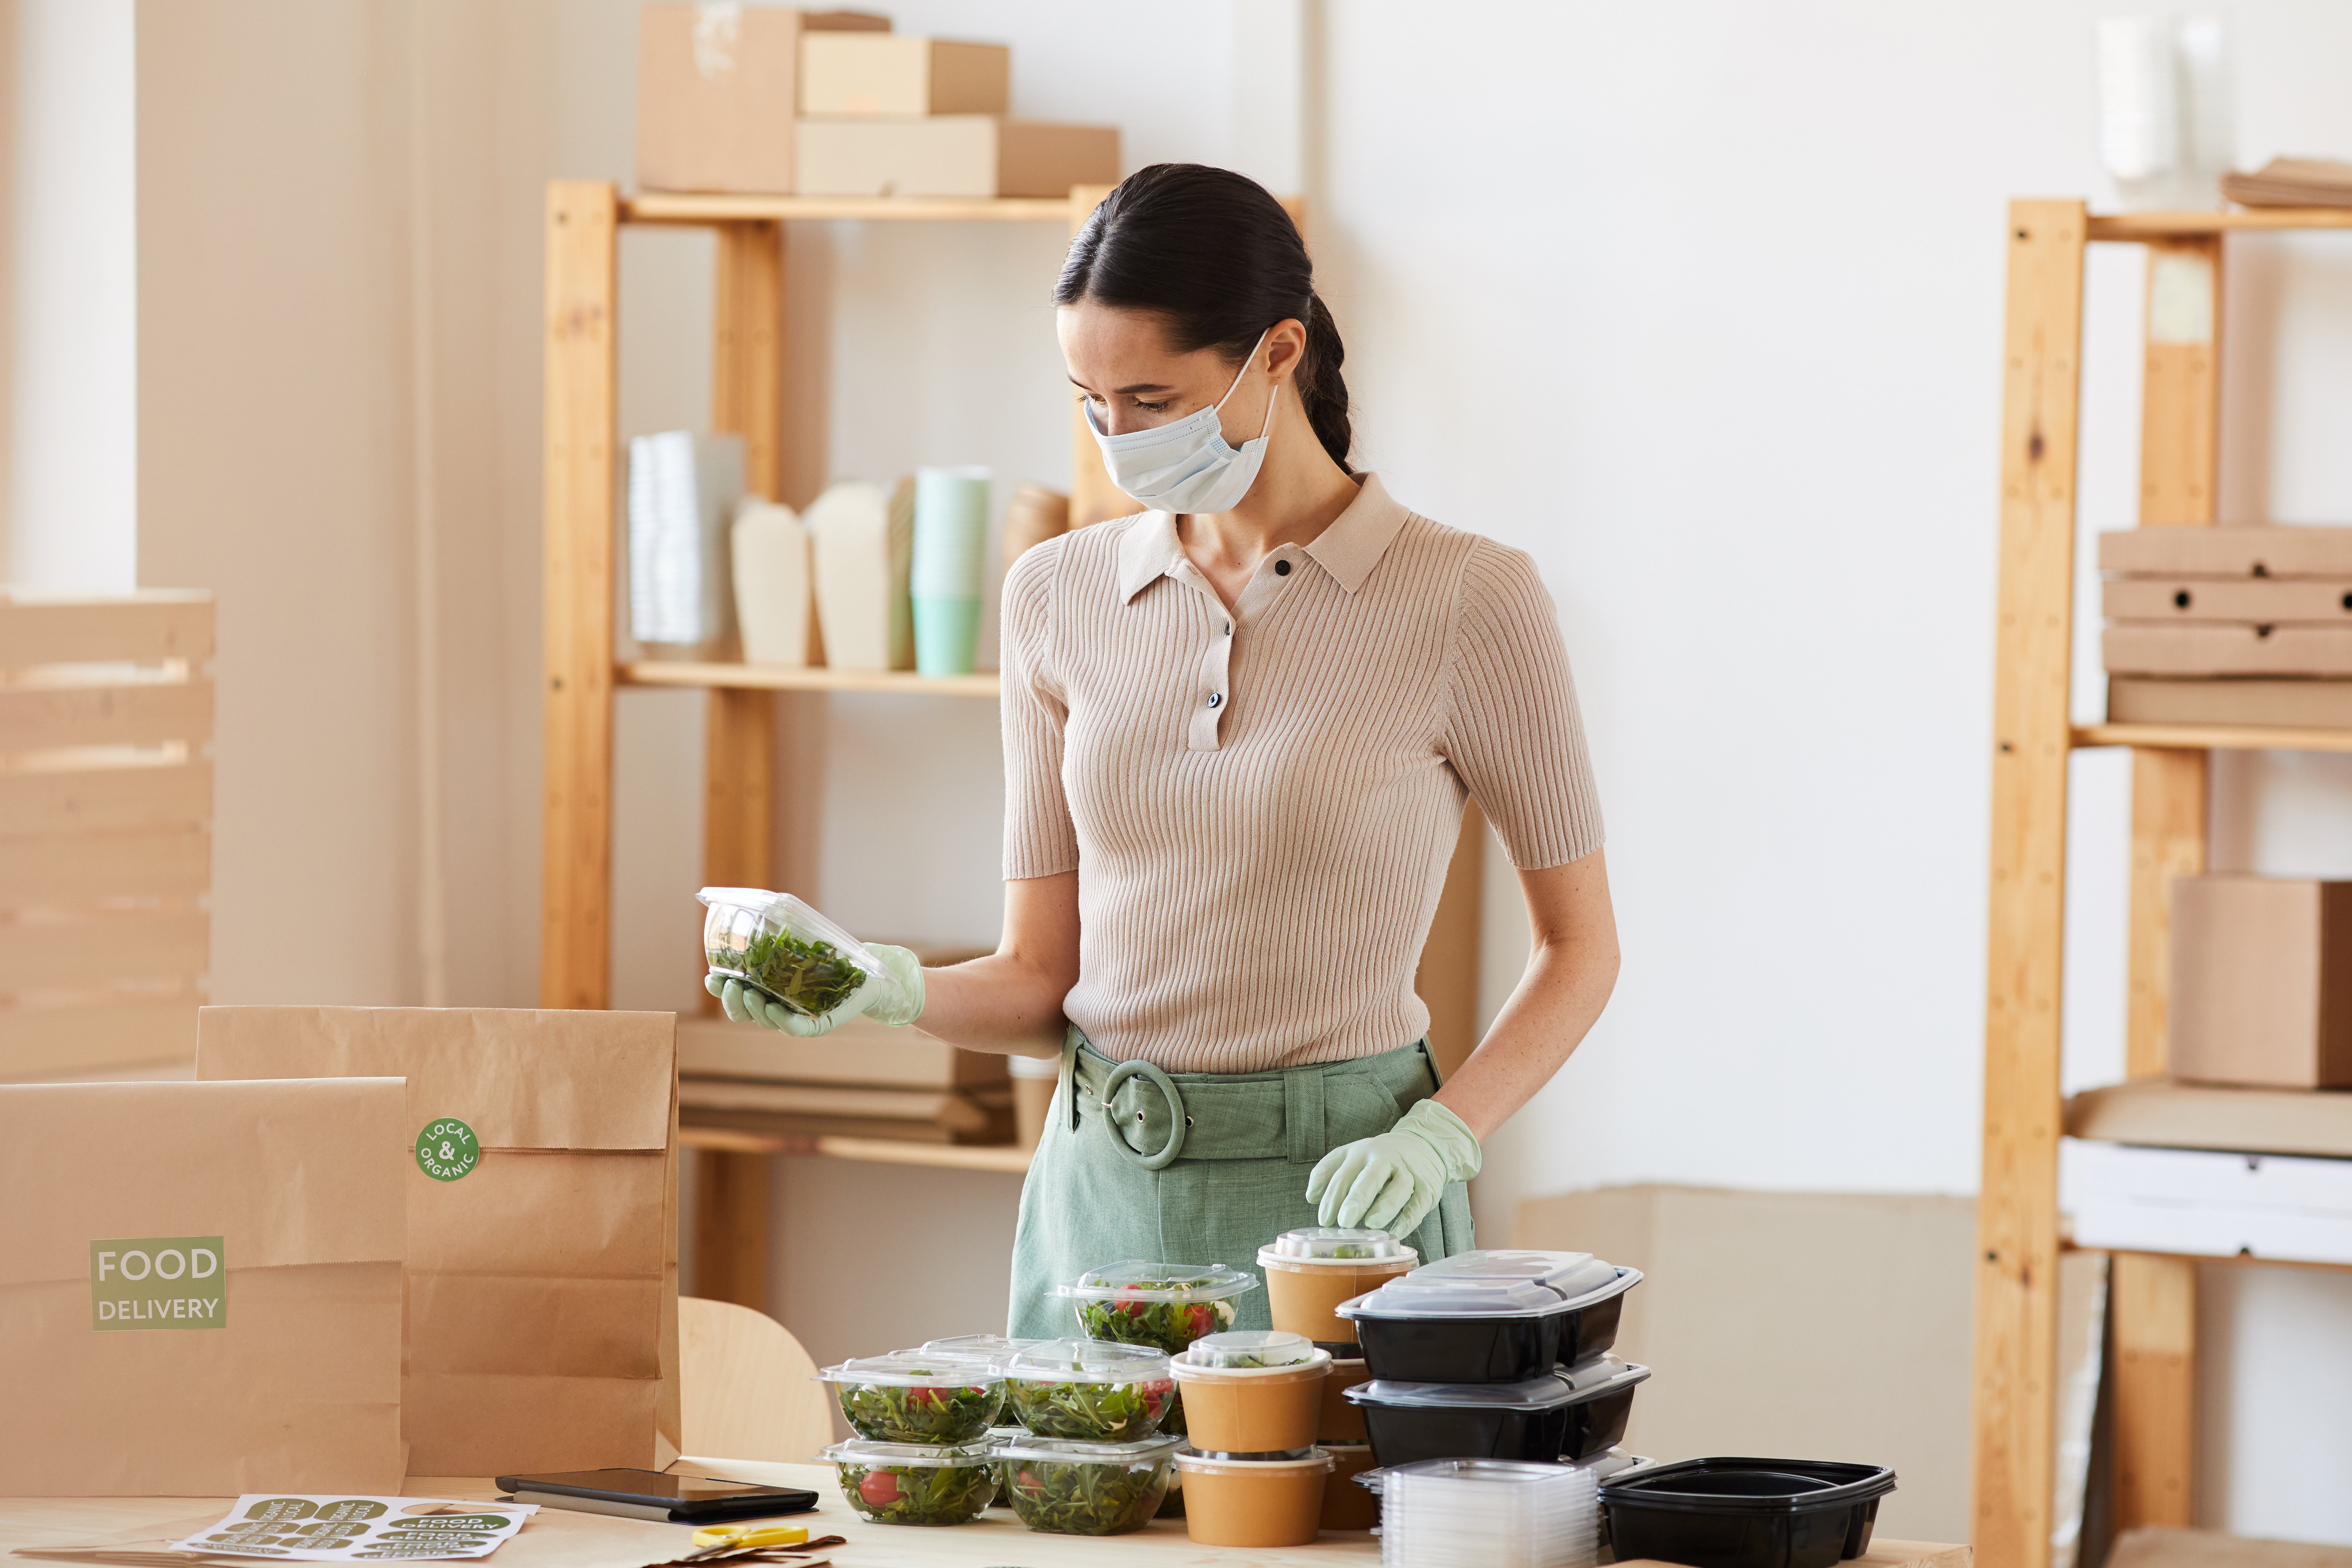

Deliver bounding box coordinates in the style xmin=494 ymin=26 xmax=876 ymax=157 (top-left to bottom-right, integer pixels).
xmin=1115 ymin=473 xmax=1410 ymax=603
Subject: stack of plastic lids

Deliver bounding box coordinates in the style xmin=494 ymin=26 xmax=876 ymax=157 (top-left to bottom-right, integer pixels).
xmin=1376 ymin=1458 xmax=1598 ymax=1568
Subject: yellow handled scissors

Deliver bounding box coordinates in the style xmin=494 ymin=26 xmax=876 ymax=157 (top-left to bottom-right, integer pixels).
xmin=685 ymin=1523 xmax=809 ymax=1558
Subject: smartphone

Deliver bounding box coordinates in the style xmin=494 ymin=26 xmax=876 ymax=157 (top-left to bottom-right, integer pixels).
xmin=493 ymin=1468 xmax=819 ymax=1524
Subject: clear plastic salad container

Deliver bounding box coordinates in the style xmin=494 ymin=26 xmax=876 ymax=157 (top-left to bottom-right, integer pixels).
xmin=993 ymin=1433 xmax=1187 ymax=1535
xmin=698 ymin=886 xmax=905 ymax=1018
xmin=1002 ymin=1338 xmax=1176 ymax=1443
xmin=1054 ymin=1261 xmax=1261 ymax=1356
xmin=816 ymin=1352 xmax=1006 ymax=1445
xmin=823 ymin=1439 xmax=997 ymax=1526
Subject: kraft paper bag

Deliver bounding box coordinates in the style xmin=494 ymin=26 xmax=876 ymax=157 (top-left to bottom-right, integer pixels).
xmin=0 ymin=1078 xmax=408 ymax=1496
xmin=198 ymin=1006 xmax=680 ymax=1476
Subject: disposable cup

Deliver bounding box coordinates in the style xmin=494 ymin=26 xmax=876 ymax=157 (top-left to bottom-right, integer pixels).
xmin=914 ymin=596 xmax=981 ymax=676
xmin=913 ymin=466 xmax=989 ymax=598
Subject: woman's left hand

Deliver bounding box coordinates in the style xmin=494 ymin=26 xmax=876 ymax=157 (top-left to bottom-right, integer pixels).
xmin=1305 ymin=1098 xmax=1482 ymax=1237
xmin=708 ymin=942 xmax=926 ymax=1037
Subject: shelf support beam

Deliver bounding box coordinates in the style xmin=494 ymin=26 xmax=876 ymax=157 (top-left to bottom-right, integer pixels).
xmin=1973 ymin=199 xmax=2087 ymax=1568
xmin=2111 ymin=232 xmax=2222 ymax=1537
xmin=541 ymin=181 xmax=621 ymax=1009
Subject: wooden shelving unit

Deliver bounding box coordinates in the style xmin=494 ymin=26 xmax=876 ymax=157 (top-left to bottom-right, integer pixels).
xmin=540 ymin=180 xmax=1493 ymax=1304
xmin=1974 ymin=201 xmax=2352 ymax=1568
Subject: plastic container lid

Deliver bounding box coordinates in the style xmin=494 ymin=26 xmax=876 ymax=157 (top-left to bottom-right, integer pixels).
xmin=1178 ymin=1332 xmax=1322 ymax=1370
xmin=1337 ymin=1258 xmax=1639 ymax=1322
xmin=697 ymin=887 xmax=906 ymax=1015
xmin=919 ymin=1334 xmax=1043 ymax=1363
xmin=1258 ymin=1228 xmax=1416 ymax=1266
xmin=1002 ymin=1338 xmax=1173 ymax=1385
xmin=816 ymin=1352 xmax=1005 ymax=1389
xmin=821 ymin=1438 xmax=996 ymax=1468
xmin=1565 ymin=1448 xmax=1653 ymax=1483
xmin=1345 ymin=1357 xmax=1650 ymax=1411
xmin=991 ymin=1433 xmax=1186 ymax=1466
xmin=1054 ymin=1261 xmax=1261 ymax=1302
xmin=1408 ymin=1248 xmax=1622 ymax=1298
xmin=1175 ymin=1448 xmax=1335 ymax=1476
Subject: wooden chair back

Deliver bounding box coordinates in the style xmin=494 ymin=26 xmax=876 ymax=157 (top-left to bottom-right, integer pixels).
xmin=677 ymin=1295 xmax=832 ymax=1463
xmin=1 ymin=590 xmax=214 ymax=1080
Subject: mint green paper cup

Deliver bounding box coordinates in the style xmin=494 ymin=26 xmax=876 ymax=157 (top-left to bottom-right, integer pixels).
xmin=914 ymin=596 xmax=983 ymax=677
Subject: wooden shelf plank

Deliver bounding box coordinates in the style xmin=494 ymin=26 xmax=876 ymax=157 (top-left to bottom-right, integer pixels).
xmin=621 ymin=660 xmax=999 ymax=698
xmin=2067 ymin=1079 xmax=2352 ymax=1160
xmin=2088 ymin=208 xmax=2352 ymax=239
xmin=680 ymin=1122 xmax=1033 ymax=1173
xmin=623 ymin=192 xmax=1077 ymax=226
xmin=2074 ymin=721 xmax=2352 ymax=754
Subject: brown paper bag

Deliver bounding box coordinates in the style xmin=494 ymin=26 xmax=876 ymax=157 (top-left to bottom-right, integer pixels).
xmin=197 ymin=1006 xmax=680 ymax=1476
xmin=0 ymin=1078 xmax=408 ymax=1495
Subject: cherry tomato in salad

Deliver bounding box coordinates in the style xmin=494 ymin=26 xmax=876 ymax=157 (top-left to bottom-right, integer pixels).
xmin=858 ymin=1470 xmax=902 ymax=1508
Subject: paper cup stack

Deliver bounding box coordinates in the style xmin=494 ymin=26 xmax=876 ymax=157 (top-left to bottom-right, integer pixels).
xmin=1376 ymin=1458 xmax=1598 ymax=1568
xmin=911 ymin=466 xmax=990 ymax=675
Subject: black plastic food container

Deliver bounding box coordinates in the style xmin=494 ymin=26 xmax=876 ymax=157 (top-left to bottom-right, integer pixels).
xmin=1337 ymin=1251 xmax=1640 ymax=1385
xmin=1601 ymin=1457 xmax=1897 ymax=1568
xmin=1345 ymin=1356 xmax=1649 ymax=1467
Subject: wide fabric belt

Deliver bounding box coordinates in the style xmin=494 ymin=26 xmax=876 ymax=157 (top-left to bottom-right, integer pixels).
xmin=1068 ymin=1033 xmax=1436 ymax=1171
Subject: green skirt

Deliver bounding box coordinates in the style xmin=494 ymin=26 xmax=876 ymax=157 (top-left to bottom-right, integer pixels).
xmin=1006 ymin=1028 xmax=1475 ymax=1339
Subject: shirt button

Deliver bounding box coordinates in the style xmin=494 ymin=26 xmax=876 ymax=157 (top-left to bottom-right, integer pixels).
xmin=1225 ymin=621 xmax=1233 ymax=636
xmin=1274 ymin=559 xmax=1292 ymax=576
xmin=1207 ymin=692 xmax=1223 ymax=709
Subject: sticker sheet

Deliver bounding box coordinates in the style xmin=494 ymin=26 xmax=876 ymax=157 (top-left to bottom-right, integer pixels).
xmin=172 ymin=1496 xmax=538 ymax=1561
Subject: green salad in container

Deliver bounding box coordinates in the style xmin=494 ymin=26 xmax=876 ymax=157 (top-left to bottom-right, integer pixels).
xmin=823 ymin=1440 xmax=995 ymax=1526
xmin=993 ymin=1434 xmax=1184 ymax=1536
xmin=817 ymin=1352 xmax=1005 ymax=1445
xmin=698 ymin=887 xmax=905 ymax=1019
xmin=1002 ymin=1339 xmax=1174 ymax=1442
xmin=1054 ymin=1261 xmax=1259 ymax=1356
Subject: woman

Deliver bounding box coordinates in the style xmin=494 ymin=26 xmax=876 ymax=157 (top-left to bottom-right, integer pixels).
xmin=711 ymin=163 xmax=1619 ymax=1335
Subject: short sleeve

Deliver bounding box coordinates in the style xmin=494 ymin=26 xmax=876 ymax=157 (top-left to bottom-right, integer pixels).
xmin=1440 ymin=540 xmax=1604 ymax=869
xmin=1001 ymin=538 xmax=1081 ymax=878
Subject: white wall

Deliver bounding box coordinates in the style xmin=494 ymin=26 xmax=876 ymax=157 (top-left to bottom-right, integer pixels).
xmin=104 ymin=0 xmax=2352 ymax=1545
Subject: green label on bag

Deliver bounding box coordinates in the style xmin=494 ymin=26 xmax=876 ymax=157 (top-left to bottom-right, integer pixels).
xmin=413 ymin=1117 xmax=478 ymax=1181
xmin=89 ymin=1236 xmax=225 ymax=1330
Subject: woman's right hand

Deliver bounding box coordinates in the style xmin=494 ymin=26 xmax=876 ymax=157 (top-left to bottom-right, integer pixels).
xmin=709 ymin=942 xmax=925 ymax=1037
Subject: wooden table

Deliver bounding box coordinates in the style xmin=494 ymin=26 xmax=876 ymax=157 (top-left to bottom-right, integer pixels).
xmin=0 ymin=1458 xmax=1970 ymax=1568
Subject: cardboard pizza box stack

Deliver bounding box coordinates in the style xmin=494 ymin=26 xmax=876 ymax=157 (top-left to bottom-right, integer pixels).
xmin=637 ymin=6 xmax=1119 ymax=199
xmin=2100 ymin=523 xmax=2352 ymax=729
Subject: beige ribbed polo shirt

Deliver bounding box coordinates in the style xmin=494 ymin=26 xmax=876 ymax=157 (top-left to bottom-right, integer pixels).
xmin=1002 ymin=474 xmax=1602 ymax=1074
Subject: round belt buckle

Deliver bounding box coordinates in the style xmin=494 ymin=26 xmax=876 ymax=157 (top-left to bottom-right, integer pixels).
xmin=1100 ymin=1059 xmax=1188 ymax=1170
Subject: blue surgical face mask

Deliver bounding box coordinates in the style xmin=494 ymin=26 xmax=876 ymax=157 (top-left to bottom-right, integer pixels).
xmin=1085 ymin=331 xmax=1275 ymax=514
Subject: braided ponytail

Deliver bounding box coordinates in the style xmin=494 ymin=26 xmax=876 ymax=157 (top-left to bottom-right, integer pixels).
xmin=1057 ymin=163 xmax=1355 ymax=473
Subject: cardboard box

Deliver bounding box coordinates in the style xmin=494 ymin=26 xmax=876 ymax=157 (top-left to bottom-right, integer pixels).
xmin=796 ymin=116 xmax=1120 ymax=199
xmin=2062 ymin=1138 xmax=2352 ymax=1265
xmin=2103 ymin=622 xmax=2352 ymax=676
xmin=2100 ymin=523 xmax=2352 ymax=579
xmin=801 ymin=34 xmax=1009 ymax=116
xmin=2107 ymin=676 xmax=2352 ymax=729
xmin=2169 ymin=874 xmax=2352 ymax=1088
xmin=2103 ymin=577 xmax=2352 ymax=622
xmin=636 ymin=6 xmax=889 ymax=194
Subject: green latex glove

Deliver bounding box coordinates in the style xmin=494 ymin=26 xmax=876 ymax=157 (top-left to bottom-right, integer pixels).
xmin=706 ymin=942 xmax=925 ymax=1037
xmin=1305 ymin=1098 xmax=1482 ymax=1238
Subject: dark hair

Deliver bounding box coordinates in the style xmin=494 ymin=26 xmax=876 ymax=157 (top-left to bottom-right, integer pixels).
xmin=1056 ymin=163 xmax=1353 ymax=473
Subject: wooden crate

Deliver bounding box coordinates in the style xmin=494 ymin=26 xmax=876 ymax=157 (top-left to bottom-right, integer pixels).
xmin=1 ymin=590 xmax=214 ymax=1080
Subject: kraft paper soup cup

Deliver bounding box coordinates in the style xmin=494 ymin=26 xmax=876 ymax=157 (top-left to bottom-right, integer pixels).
xmin=1257 ymin=1228 xmax=1417 ymax=1346
xmin=1320 ymin=1444 xmax=1380 ymax=1530
xmin=1169 ymin=1332 xmax=1331 ymax=1455
xmin=1319 ymin=1357 xmax=1370 ymax=1443
xmin=1174 ymin=1448 xmax=1333 ymax=1549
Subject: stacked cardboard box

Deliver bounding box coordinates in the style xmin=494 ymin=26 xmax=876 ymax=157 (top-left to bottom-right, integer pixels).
xmin=637 ymin=7 xmax=1118 ymax=198
xmin=2101 ymin=523 xmax=2352 ymax=727
xmin=680 ymin=941 xmax=1013 ymax=1143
